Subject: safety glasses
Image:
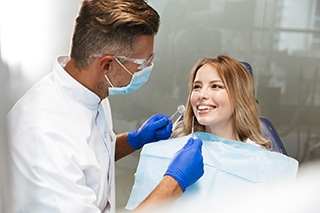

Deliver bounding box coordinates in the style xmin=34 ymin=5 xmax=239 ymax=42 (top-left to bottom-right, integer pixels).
xmin=115 ymin=54 xmax=154 ymax=70
xmin=91 ymin=53 xmax=154 ymax=70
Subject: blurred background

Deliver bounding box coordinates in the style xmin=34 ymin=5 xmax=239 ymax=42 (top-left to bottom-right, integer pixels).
xmin=1 ymin=0 xmax=319 ymax=212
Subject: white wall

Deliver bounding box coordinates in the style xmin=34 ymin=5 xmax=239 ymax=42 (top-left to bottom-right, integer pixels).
xmin=0 ymin=1 xmax=80 ymax=212
xmin=0 ymin=50 xmax=11 ymax=213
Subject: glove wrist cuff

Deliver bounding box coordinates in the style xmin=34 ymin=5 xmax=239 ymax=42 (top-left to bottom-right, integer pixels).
xmin=128 ymin=130 xmax=140 ymax=150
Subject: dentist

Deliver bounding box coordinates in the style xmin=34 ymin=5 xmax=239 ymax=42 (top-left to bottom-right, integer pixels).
xmin=7 ymin=0 xmax=204 ymax=212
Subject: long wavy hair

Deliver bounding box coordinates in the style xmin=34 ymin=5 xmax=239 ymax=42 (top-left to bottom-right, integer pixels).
xmin=171 ymin=55 xmax=270 ymax=149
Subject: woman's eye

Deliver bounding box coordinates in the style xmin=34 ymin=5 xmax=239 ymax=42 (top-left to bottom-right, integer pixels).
xmin=212 ymin=84 xmax=224 ymax=89
xmin=193 ymin=84 xmax=201 ymax=89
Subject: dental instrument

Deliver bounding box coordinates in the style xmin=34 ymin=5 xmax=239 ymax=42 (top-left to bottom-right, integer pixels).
xmin=169 ymin=104 xmax=185 ymax=121
xmin=191 ymin=116 xmax=194 ymax=138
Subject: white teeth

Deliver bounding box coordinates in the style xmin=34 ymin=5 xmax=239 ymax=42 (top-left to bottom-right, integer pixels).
xmin=198 ymin=105 xmax=212 ymax=110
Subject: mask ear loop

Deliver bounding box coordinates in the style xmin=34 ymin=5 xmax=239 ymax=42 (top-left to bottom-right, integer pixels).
xmin=114 ymin=57 xmax=134 ymax=76
xmin=104 ymin=74 xmax=114 ymax=87
xmin=106 ymin=57 xmax=134 ymax=88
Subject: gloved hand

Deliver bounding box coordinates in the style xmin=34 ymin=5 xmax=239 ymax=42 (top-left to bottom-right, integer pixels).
xmin=128 ymin=114 xmax=173 ymax=150
xmin=164 ymin=138 xmax=204 ymax=192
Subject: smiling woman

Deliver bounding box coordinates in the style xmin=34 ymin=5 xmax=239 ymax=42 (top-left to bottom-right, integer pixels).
xmin=172 ymin=55 xmax=270 ymax=149
xmin=125 ymin=55 xmax=299 ymax=210
xmin=190 ymin=63 xmax=234 ymax=140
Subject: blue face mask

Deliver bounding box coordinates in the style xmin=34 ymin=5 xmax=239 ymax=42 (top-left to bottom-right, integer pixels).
xmin=105 ymin=63 xmax=154 ymax=95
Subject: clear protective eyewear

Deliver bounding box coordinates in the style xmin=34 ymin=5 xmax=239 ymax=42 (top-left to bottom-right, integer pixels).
xmin=91 ymin=53 xmax=154 ymax=71
xmin=115 ymin=54 xmax=154 ymax=70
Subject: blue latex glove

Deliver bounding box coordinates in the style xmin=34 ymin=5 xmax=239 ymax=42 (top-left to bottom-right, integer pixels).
xmin=128 ymin=114 xmax=173 ymax=150
xmin=164 ymin=138 xmax=204 ymax=192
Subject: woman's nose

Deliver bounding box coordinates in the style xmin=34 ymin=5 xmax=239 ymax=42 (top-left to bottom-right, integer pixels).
xmin=198 ymin=88 xmax=209 ymax=100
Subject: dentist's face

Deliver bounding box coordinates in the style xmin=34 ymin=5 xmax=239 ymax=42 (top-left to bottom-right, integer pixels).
xmin=190 ymin=63 xmax=233 ymax=134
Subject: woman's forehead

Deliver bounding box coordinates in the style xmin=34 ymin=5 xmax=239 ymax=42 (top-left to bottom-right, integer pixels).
xmin=194 ymin=64 xmax=221 ymax=81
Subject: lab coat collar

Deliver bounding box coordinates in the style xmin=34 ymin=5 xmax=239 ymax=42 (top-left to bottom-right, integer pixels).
xmin=53 ymin=56 xmax=101 ymax=110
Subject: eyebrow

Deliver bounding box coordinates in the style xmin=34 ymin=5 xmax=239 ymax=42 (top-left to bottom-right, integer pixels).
xmin=193 ymin=80 xmax=223 ymax=84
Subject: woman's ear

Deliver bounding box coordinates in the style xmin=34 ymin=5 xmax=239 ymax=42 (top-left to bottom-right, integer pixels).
xmin=99 ymin=56 xmax=114 ymax=75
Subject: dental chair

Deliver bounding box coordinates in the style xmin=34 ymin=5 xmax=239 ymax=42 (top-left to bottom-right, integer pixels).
xmin=259 ymin=116 xmax=287 ymax=154
xmin=240 ymin=61 xmax=287 ymax=155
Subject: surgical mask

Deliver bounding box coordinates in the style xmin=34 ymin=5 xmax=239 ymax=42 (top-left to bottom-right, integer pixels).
xmin=105 ymin=62 xmax=154 ymax=95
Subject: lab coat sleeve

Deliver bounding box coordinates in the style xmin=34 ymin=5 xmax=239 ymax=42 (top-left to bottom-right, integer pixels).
xmin=11 ymin=126 xmax=102 ymax=213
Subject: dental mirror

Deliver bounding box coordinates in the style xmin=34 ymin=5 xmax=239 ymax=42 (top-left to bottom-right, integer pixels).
xmin=169 ymin=104 xmax=185 ymax=121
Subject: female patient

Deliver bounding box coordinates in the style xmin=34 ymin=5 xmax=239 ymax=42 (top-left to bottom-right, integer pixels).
xmin=171 ymin=55 xmax=270 ymax=147
xmin=126 ymin=55 xmax=298 ymax=210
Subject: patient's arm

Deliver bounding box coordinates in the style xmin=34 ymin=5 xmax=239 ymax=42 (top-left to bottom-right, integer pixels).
xmin=133 ymin=176 xmax=183 ymax=212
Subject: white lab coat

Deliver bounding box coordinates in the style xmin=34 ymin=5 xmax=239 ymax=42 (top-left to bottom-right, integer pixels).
xmin=8 ymin=56 xmax=116 ymax=213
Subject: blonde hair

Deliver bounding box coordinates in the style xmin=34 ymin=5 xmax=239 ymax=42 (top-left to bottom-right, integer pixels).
xmin=171 ymin=55 xmax=271 ymax=149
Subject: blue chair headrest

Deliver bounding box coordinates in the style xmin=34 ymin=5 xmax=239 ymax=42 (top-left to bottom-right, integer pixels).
xmin=240 ymin=61 xmax=253 ymax=77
